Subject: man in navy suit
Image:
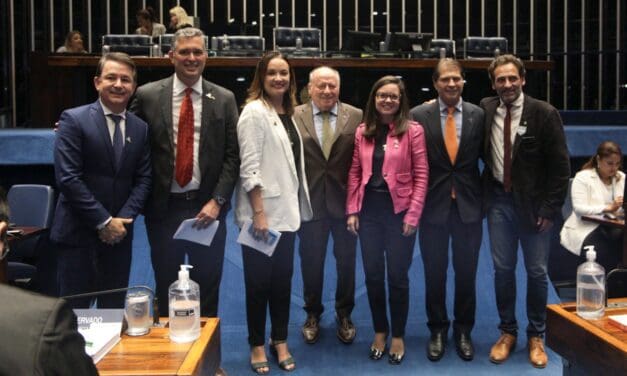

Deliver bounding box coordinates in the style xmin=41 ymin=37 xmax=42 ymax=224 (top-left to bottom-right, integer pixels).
xmin=410 ymin=59 xmax=485 ymax=362
xmin=51 ymin=52 xmax=151 ymax=308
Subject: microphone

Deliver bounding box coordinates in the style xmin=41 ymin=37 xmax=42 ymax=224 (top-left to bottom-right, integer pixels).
xmin=62 ymin=285 xmax=161 ymax=327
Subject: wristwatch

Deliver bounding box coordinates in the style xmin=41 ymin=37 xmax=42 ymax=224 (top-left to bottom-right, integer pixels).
xmin=214 ymin=195 xmax=227 ymax=206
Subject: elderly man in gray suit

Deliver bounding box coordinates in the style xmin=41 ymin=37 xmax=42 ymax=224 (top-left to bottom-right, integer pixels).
xmin=293 ymin=66 xmax=363 ymax=344
xmin=129 ymin=28 xmax=239 ymax=318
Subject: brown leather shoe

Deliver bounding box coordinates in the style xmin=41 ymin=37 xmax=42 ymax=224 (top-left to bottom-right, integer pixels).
xmin=336 ymin=315 xmax=356 ymax=344
xmin=301 ymin=314 xmax=319 ymax=344
xmin=489 ymin=333 xmax=516 ymax=364
xmin=528 ymin=337 xmax=548 ymax=368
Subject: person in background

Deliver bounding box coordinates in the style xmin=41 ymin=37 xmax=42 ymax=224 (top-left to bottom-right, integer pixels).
xmin=293 ymin=66 xmax=363 ymax=345
xmin=168 ymin=5 xmax=194 ymax=32
xmin=0 ymin=188 xmax=98 ymax=375
xmin=346 ymin=75 xmax=429 ymax=365
xmin=410 ymin=58 xmax=485 ymax=362
xmin=481 ymin=54 xmax=570 ymax=369
xmin=136 ymin=7 xmax=166 ymax=37
xmin=56 ymin=30 xmax=87 ymax=53
xmin=234 ymin=51 xmax=312 ymax=374
xmin=51 ymin=52 xmax=151 ymax=309
xmin=561 ymin=141 xmax=624 ymax=270
xmin=129 ymin=28 xmax=239 ymax=319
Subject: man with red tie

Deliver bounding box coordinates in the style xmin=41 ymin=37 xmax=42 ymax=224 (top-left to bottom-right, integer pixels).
xmin=410 ymin=59 xmax=484 ymax=362
xmin=130 ymin=28 xmax=239 ymax=317
xmin=480 ymin=55 xmax=570 ymax=369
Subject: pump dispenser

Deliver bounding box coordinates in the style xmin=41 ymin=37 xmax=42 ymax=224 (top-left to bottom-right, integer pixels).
xmin=168 ymin=264 xmax=201 ymax=342
xmin=576 ymin=246 xmax=605 ymax=319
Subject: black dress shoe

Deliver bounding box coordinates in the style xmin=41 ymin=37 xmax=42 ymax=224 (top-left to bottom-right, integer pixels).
xmin=301 ymin=314 xmax=319 ymax=344
xmin=454 ymin=332 xmax=474 ymax=361
xmin=336 ymin=315 xmax=356 ymax=344
xmin=427 ymin=331 xmax=447 ymax=361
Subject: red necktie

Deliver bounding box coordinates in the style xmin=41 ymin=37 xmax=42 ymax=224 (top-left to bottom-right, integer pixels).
xmin=503 ymin=104 xmax=512 ymax=192
xmin=175 ymin=87 xmax=194 ymax=187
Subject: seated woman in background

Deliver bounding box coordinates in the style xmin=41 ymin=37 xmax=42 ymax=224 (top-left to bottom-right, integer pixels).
xmin=56 ymin=30 xmax=86 ymax=53
xmin=561 ymin=141 xmax=624 ymax=271
xmin=136 ymin=7 xmax=166 ymax=37
xmin=346 ymin=75 xmax=428 ymax=364
xmin=168 ymin=6 xmax=193 ymax=32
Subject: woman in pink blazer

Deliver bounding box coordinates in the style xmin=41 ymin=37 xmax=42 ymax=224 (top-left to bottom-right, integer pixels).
xmin=346 ymin=75 xmax=429 ymax=364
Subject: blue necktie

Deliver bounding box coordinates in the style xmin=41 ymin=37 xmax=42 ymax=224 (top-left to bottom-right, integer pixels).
xmin=109 ymin=114 xmax=124 ymax=168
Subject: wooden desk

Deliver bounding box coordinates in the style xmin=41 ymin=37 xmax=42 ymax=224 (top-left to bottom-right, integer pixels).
xmin=546 ymin=299 xmax=627 ymax=375
xmin=97 ymin=317 xmax=220 ymax=376
xmin=0 ymin=226 xmax=45 ymax=283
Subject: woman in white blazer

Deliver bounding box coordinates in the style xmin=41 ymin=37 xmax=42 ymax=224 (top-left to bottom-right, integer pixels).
xmin=235 ymin=51 xmax=312 ymax=374
xmin=560 ymin=141 xmax=624 ymax=270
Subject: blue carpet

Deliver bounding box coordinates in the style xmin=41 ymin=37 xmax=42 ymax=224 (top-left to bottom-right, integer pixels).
xmin=129 ymin=214 xmax=561 ymax=375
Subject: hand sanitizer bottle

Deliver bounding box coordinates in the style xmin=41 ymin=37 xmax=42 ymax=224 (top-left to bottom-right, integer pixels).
xmin=576 ymin=246 xmax=605 ymax=319
xmin=169 ymin=264 xmax=201 ymax=342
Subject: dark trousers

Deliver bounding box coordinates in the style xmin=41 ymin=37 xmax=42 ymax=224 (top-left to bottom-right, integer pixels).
xmin=145 ymin=196 xmax=226 ymax=317
xmin=298 ymin=217 xmax=357 ymax=318
xmin=242 ymin=232 xmax=296 ymax=346
xmin=359 ymin=190 xmax=416 ymax=338
xmin=418 ymin=200 xmax=482 ymax=335
xmin=579 ymin=225 xmax=623 ymax=271
xmin=56 ymin=232 xmax=132 ymax=309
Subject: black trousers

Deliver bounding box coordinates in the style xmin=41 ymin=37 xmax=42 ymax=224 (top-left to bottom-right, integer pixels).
xmin=56 ymin=233 xmax=132 ymax=309
xmin=298 ymin=217 xmax=357 ymax=318
xmin=418 ymin=200 xmax=482 ymax=335
xmin=359 ymin=190 xmax=416 ymax=338
xmin=579 ymin=225 xmax=623 ymax=271
xmin=242 ymin=232 xmax=296 ymax=346
xmin=145 ymin=196 xmax=226 ymax=317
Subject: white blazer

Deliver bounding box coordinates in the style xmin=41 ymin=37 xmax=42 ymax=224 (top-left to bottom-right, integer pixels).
xmin=234 ymin=99 xmax=312 ymax=232
xmin=560 ymin=168 xmax=625 ymax=255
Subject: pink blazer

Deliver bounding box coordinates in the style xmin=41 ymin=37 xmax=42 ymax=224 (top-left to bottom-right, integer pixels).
xmin=346 ymin=121 xmax=429 ymax=227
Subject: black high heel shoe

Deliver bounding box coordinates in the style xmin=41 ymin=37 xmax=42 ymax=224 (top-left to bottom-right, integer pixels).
xmin=388 ymin=351 xmax=405 ymax=365
xmin=369 ymin=345 xmax=386 ymax=360
xmin=268 ymin=339 xmax=296 ymax=372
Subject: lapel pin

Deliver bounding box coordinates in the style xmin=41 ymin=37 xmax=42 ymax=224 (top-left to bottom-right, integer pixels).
xmin=206 ymin=93 xmax=215 ymax=100
xmin=126 ymin=137 xmax=132 ymax=143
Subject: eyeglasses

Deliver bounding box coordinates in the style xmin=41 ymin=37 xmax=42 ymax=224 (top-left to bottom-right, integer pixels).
xmin=375 ymin=93 xmax=401 ymax=102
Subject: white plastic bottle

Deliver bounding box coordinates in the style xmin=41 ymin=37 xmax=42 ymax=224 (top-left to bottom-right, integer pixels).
xmin=576 ymin=245 xmax=605 ymax=319
xmin=169 ymin=264 xmax=201 ymax=343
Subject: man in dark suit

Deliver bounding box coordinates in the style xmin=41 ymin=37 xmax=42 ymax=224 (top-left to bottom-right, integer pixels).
xmin=481 ymin=55 xmax=570 ymax=368
xmin=129 ymin=28 xmax=239 ymax=317
xmin=410 ymin=59 xmax=485 ymax=362
xmin=293 ymin=66 xmax=363 ymax=344
xmin=52 ymin=52 xmax=151 ymax=309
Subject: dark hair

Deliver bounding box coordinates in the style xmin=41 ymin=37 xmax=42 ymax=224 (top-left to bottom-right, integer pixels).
xmin=0 ymin=187 xmax=8 ymax=224
xmin=582 ymin=141 xmax=623 ymax=172
xmin=245 ymin=51 xmax=297 ymax=115
xmin=96 ymin=52 xmax=137 ymax=82
xmin=63 ymin=30 xmax=84 ymax=51
xmin=487 ymin=54 xmax=526 ymax=83
xmin=136 ymin=7 xmax=157 ymax=23
xmin=362 ymin=75 xmax=410 ymax=139
xmin=432 ymin=58 xmax=464 ymax=82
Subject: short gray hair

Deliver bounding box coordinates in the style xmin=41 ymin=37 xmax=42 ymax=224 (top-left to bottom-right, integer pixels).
xmin=172 ymin=27 xmax=205 ymax=51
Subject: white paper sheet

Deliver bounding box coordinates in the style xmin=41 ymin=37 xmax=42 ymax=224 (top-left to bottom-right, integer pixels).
xmin=173 ymin=218 xmax=219 ymax=247
xmin=236 ymin=219 xmax=281 ymax=257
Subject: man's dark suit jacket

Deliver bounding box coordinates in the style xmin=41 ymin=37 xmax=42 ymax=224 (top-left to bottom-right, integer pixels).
xmin=0 ymin=285 xmax=98 ymax=375
xmin=410 ymin=100 xmax=485 ymax=225
xmin=129 ymin=76 xmax=239 ymax=218
xmin=51 ymin=101 xmax=152 ymax=246
xmin=481 ymin=94 xmax=570 ymax=230
xmin=293 ymin=101 xmax=363 ymax=220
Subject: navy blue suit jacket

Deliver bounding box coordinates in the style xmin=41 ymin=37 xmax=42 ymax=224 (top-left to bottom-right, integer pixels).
xmin=51 ymin=101 xmax=151 ymax=246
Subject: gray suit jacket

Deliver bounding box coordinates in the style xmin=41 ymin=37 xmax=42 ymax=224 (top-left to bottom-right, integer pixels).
xmin=410 ymin=100 xmax=485 ymax=225
xmin=293 ymin=101 xmax=362 ymax=220
xmin=130 ymin=75 xmax=240 ymax=218
xmin=0 ymin=285 xmax=98 ymax=376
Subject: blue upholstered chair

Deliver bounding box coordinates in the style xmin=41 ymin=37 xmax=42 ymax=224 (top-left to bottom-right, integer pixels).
xmin=463 ymin=36 xmax=508 ymax=59
xmin=212 ymin=35 xmax=265 ymax=56
xmin=273 ymin=27 xmax=321 ymax=56
xmin=102 ymin=34 xmax=153 ymax=56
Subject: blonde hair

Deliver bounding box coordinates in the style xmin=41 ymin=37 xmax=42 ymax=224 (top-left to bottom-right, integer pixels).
xmin=169 ymin=6 xmax=193 ymax=29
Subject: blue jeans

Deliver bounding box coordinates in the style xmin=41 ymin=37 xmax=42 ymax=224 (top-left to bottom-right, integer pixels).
xmin=487 ymin=186 xmax=550 ymax=338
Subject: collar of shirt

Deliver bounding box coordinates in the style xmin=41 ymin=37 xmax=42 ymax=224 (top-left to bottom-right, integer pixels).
xmin=99 ymin=99 xmax=126 ymax=119
xmin=499 ymin=92 xmax=525 ymax=111
xmin=312 ymin=101 xmax=338 ymax=117
xmin=173 ymin=74 xmax=203 ymax=96
xmin=438 ymin=97 xmax=462 ymax=114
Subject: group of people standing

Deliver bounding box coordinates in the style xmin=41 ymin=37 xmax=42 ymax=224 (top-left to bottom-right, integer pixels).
xmin=51 ymin=26 xmax=574 ymax=374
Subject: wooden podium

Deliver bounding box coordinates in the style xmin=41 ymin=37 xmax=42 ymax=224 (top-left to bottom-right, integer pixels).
xmin=97 ymin=317 xmax=220 ymax=376
xmin=546 ymin=299 xmax=627 ymax=375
